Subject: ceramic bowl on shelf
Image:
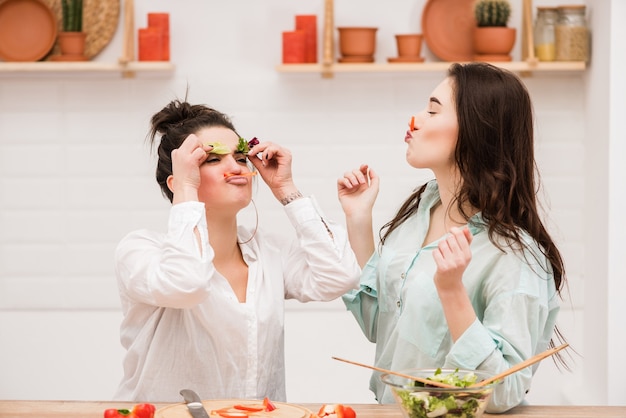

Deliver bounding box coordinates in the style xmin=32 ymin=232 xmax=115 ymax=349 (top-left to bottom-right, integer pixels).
xmin=381 ymin=368 xmax=498 ymax=418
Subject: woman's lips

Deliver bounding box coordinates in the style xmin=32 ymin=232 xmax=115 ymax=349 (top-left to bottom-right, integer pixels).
xmin=224 ymin=171 xmax=257 ymax=184
xmin=405 ymin=130 xmax=413 ymax=142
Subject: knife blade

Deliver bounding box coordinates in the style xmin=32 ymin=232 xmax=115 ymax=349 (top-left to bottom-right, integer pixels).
xmin=180 ymin=389 xmax=210 ymax=418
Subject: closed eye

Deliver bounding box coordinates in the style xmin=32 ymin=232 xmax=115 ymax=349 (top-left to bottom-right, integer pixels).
xmin=235 ymin=152 xmax=247 ymax=164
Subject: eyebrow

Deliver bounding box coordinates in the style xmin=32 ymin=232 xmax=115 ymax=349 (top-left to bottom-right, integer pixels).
xmin=429 ymin=97 xmax=442 ymax=105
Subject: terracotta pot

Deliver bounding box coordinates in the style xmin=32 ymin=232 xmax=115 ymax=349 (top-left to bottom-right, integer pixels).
xmin=58 ymin=31 xmax=86 ymax=56
xmin=337 ymin=27 xmax=377 ymax=58
xmin=395 ymin=34 xmax=423 ymax=57
xmin=472 ymin=27 xmax=516 ymax=60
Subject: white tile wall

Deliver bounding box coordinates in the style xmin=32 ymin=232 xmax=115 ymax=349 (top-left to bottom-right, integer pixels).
xmin=0 ymin=0 xmax=594 ymax=407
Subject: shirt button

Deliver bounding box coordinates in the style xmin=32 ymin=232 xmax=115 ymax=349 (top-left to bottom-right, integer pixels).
xmin=396 ymin=300 xmax=401 ymax=308
xmin=400 ymin=273 xmax=406 ymax=279
xmin=365 ymin=286 xmax=372 ymax=293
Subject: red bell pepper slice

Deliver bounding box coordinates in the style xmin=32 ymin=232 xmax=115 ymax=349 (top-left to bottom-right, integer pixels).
xmin=233 ymin=404 xmax=265 ymax=412
xmin=263 ymin=397 xmax=277 ymax=412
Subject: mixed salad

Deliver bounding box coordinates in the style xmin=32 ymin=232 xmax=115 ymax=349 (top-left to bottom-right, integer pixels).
xmin=393 ymin=369 xmax=492 ymax=418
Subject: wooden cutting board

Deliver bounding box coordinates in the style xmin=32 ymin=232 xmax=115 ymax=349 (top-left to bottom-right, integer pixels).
xmin=155 ymin=399 xmax=313 ymax=418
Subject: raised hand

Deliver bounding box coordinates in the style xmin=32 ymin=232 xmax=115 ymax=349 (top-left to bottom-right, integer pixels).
xmin=169 ymin=134 xmax=213 ymax=204
xmin=247 ymin=141 xmax=299 ymax=202
xmin=337 ymin=164 xmax=380 ymax=217
xmin=432 ymin=226 xmax=473 ymax=291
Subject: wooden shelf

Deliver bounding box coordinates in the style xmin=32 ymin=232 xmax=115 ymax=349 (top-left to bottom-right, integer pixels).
xmin=276 ymin=61 xmax=586 ymax=75
xmin=281 ymin=0 xmax=588 ymax=78
xmin=0 ymin=61 xmax=175 ymax=77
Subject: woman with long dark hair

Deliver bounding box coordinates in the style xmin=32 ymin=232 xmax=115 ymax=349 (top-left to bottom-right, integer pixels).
xmin=337 ymin=62 xmax=567 ymax=413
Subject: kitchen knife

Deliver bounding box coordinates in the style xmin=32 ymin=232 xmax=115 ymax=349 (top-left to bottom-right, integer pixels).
xmin=180 ymin=389 xmax=210 ymax=418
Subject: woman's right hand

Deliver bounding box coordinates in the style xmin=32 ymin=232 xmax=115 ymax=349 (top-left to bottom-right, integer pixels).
xmin=337 ymin=164 xmax=380 ymax=217
xmin=169 ymin=134 xmax=213 ymax=204
xmin=337 ymin=164 xmax=379 ymax=267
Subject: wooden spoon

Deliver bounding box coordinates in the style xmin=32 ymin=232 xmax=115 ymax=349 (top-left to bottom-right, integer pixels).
xmin=331 ymin=356 xmax=457 ymax=389
xmin=470 ymin=343 xmax=569 ymax=388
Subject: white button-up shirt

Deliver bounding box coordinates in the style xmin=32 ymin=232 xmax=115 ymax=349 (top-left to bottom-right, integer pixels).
xmin=113 ymin=197 xmax=360 ymax=402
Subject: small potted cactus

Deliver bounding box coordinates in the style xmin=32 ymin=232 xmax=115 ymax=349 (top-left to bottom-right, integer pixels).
xmin=57 ymin=0 xmax=87 ymax=59
xmin=472 ymin=0 xmax=516 ymax=61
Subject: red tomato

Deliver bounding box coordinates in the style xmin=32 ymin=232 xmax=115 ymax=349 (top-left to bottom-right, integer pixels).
xmin=317 ymin=403 xmax=357 ymax=418
xmin=131 ymin=404 xmax=156 ymax=418
xmin=343 ymin=406 xmax=356 ymax=418
xmin=104 ymin=409 xmax=131 ymax=418
xmin=103 ymin=403 xmax=155 ymax=418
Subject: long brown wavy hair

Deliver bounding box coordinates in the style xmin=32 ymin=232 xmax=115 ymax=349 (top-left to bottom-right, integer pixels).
xmin=380 ymin=62 xmax=568 ymax=363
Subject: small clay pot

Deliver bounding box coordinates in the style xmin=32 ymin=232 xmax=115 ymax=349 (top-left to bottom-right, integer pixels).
xmin=337 ymin=27 xmax=378 ymax=57
xmin=58 ymin=31 xmax=87 ymax=56
xmin=473 ymin=27 xmax=516 ymax=58
xmin=395 ymin=34 xmax=423 ymax=57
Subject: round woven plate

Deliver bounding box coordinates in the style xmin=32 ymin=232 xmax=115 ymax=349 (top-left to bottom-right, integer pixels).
xmin=41 ymin=0 xmax=120 ymax=59
xmin=156 ymin=400 xmax=313 ymax=418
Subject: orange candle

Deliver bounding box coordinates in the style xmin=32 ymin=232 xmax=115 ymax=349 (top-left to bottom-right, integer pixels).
xmin=138 ymin=27 xmax=163 ymax=61
xmin=295 ymin=15 xmax=317 ymax=63
xmin=147 ymin=13 xmax=169 ymax=61
xmin=282 ymin=30 xmax=306 ymax=64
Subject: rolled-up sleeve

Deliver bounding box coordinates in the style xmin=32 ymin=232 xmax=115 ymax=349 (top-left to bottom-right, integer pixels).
xmin=282 ymin=196 xmax=360 ymax=301
xmin=115 ymin=201 xmax=216 ymax=309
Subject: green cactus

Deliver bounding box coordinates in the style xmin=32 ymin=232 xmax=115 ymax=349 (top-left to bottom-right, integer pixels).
xmin=62 ymin=0 xmax=83 ymax=32
xmin=474 ymin=0 xmax=511 ymax=27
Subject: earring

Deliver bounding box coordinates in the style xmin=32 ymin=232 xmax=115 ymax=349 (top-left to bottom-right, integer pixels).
xmin=238 ymin=199 xmax=258 ymax=245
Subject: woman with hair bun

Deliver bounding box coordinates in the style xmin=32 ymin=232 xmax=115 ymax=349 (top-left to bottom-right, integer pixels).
xmin=114 ymin=99 xmax=359 ymax=402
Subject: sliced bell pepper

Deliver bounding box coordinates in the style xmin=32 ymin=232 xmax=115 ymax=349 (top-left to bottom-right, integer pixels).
xmin=263 ymin=397 xmax=277 ymax=412
xmin=233 ymin=404 xmax=265 ymax=412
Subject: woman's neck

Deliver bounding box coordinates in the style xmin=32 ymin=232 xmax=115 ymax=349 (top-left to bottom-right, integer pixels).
xmin=434 ymin=172 xmax=476 ymax=228
xmin=206 ymin=210 xmax=240 ymax=261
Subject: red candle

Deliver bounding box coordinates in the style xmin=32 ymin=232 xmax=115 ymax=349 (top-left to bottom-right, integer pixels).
xmin=147 ymin=12 xmax=170 ymax=61
xmin=282 ymin=30 xmax=306 ymax=64
xmin=138 ymin=27 xmax=163 ymax=61
xmin=295 ymin=15 xmax=317 ymax=63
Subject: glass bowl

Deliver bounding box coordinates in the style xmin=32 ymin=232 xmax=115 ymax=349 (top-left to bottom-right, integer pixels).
xmin=381 ymin=368 xmax=498 ymax=418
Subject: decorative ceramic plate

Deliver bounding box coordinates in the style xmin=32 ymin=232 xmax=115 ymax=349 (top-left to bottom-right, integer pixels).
xmin=421 ymin=0 xmax=476 ymax=62
xmin=0 ymin=0 xmax=57 ymax=61
xmin=155 ymin=399 xmax=313 ymax=418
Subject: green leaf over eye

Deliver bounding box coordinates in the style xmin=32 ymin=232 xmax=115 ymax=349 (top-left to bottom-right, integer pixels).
xmin=207 ymin=142 xmax=230 ymax=154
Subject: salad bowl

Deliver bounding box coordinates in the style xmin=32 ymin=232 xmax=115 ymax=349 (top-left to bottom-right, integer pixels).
xmin=381 ymin=368 xmax=498 ymax=418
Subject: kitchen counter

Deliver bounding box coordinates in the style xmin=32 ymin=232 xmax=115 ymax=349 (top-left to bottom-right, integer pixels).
xmin=1 ymin=400 xmax=625 ymax=418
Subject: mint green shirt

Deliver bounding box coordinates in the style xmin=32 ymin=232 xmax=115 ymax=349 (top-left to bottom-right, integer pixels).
xmin=343 ymin=180 xmax=560 ymax=413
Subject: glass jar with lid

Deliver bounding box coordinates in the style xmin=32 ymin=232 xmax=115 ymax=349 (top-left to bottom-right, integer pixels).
xmin=555 ymin=5 xmax=590 ymax=61
xmin=534 ymin=7 xmax=558 ymax=61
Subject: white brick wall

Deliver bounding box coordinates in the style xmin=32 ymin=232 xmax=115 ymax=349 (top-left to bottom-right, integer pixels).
xmin=0 ymin=0 xmax=603 ymax=407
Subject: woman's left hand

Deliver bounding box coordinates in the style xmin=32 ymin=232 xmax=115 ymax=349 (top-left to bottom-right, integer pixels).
xmin=432 ymin=226 xmax=473 ymax=291
xmin=247 ymin=141 xmax=298 ymax=199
